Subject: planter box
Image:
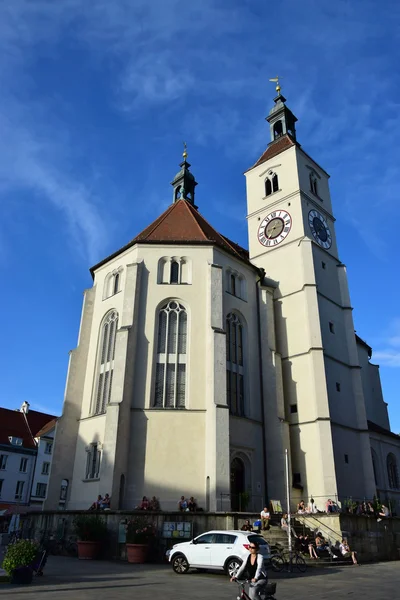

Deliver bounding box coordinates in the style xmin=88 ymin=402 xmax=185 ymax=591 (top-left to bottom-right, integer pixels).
xmin=77 ymin=541 xmax=101 ymax=560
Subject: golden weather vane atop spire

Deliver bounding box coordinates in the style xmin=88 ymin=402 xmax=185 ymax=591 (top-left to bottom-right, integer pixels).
xmin=269 ymin=75 xmax=282 ymax=94
xmin=182 ymin=141 xmax=188 ymax=161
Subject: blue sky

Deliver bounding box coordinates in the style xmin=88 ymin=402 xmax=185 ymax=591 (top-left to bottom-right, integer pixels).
xmin=1 ymin=1 xmax=399 ymax=430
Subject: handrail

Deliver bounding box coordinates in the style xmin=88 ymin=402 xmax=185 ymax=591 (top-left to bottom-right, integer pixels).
xmin=294 ymin=514 xmax=342 ymax=543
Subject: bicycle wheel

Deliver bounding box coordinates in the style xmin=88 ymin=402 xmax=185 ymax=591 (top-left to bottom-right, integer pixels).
xmin=294 ymin=555 xmax=307 ymax=573
xmin=270 ymin=554 xmax=285 ymax=572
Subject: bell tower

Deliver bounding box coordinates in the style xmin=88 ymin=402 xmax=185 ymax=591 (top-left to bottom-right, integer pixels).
xmin=171 ymin=142 xmax=198 ymax=207
xmin=245 ymin=82 xmax=376 ymax=506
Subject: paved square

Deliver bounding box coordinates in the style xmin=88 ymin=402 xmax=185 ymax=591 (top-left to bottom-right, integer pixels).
xmin=0 ymin=557 xmax=399 ymax=599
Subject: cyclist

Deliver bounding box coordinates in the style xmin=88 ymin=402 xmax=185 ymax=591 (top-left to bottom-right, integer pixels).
xmin=230 ymin=540 xmax=268 ymax=600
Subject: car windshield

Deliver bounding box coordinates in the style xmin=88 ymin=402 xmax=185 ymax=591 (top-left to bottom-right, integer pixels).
xmin=248 ymin=534 xmax=268 ymax=545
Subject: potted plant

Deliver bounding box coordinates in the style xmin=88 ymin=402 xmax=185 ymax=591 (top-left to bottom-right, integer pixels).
xmin=73 ymin=514 xmax=108 ymax=560
xmin=125 ymin=517 xmax=156 ymax=564
xmin=2 ymin=539 xmax=38 ymax=584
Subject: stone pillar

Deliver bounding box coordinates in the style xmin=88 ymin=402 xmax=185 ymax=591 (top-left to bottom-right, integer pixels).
xmin=45 ymin=287 xmax=95 ymax=509
xmin=205 ymin=263 xmax=230 ymax=511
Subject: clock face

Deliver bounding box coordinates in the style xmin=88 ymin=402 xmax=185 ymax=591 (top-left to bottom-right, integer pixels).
xmin=258 ymin=210 xmax=292 ymax=247
xmin=308 ymin=209 xmax=332 ymax=249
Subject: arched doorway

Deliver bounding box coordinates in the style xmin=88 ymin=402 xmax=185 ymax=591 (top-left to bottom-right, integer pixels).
xmin=230 ymin=457 xmax=245 ymax=511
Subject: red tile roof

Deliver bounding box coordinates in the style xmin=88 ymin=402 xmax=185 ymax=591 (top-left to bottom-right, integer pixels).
xmin=91 ymin=199 xmax=254 ymax=274
xmin=248 ymin=134 xmax=297 ymax=171
xmin=0 ymin=408 xmax=57 ymax=450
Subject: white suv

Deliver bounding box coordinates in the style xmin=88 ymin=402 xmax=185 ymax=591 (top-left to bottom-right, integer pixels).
xmin=167 ymin=530 xmax=270 ymax=576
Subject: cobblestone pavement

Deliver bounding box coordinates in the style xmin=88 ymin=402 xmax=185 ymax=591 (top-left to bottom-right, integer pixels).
xmin=0 ymin=557 xmax=399 ymax=599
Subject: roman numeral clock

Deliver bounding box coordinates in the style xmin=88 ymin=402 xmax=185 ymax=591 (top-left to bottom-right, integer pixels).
xmin=308 ymin=209 xmax=332 ymax=249
xmin=258 ymin=210 xmax=292 ymax=247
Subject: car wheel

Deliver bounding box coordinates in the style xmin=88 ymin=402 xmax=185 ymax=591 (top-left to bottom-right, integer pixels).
xmin=172 ymin=554 xmax=190 ymax=574
xmin=226 ymin=557 xmax=242 ymax=578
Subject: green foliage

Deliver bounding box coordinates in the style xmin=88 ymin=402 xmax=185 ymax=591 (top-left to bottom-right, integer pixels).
xmin=73 ymin=514 xmax=108 ymax=541
xmin=126 ymin=517 xmax=156 ymax=544
xmin=2 ymin=540 xmax=38 ymax=576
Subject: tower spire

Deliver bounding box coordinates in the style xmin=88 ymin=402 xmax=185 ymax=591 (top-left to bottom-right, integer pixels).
xmin=266 ymin=77 xmax=297 ymax=143
xmin=171 ymin=142 xmax=198 ymax=207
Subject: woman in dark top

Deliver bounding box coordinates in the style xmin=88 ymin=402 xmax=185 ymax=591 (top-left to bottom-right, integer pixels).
xmin=230 ymin=540 xmax=268 ymax=600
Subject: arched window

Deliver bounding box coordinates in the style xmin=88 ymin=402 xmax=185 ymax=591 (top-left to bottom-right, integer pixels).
xmin=230 ymin=273 xmax=236 ymax=296
xmin=154 ymin=301 xmax=187 ymax=408
xmin=371 ymin=449 xmax=379 ymax=486
xmin=387 ymin=453 xmax=399 ymax=489
xmin=170 ymin=261 xmax=180 ymax=284
xmin=310 ymin=172 xmax=318 ymax=196
xmin=272 ymin=173 xmax=279 ymax=192
xmin=265 ymin=173 xmax=278 ymax=196
xmin=273 ymin=120 xmax=283 ymax=139
xmin=113 ymin=272 xmax=120 ymax=295
xmin=226 ymin=313 xmax=245 ymax=417
xmin=94 ymin=311 xmax=118 ymax=415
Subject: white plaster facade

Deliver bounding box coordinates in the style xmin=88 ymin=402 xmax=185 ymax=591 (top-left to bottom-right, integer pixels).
xmin=46 ymin=93 xmax=400 ymax=514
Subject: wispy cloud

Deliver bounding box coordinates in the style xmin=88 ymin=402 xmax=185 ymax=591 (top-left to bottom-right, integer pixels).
xmin=373 ymin=319 xmax=400 ymax=368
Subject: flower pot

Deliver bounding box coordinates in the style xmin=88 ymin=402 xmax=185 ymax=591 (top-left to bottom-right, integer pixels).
xmin=77 ymin=541 xmax=101 ymax=560
xmin=126 ymin=543 xmax=148 ymax=564
xmin=11 ymin=566 xmax=33 ymax=584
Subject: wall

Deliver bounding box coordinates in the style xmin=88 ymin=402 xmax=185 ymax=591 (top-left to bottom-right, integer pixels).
xmin=16 ymin=510 xmax=400 ymax=563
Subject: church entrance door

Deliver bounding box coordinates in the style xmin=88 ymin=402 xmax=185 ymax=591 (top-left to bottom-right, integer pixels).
xmin=230 ymin=457 xmax=245 ymax=511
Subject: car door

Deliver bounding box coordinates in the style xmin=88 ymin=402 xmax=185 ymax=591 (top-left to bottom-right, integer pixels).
xmin=189 ymin=533 xmax=215 ymax=566
xmin=211 ymin=533 xmax=238 ymax=567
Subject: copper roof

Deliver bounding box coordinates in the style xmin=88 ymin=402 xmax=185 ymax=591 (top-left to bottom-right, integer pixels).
xmin=249 ymin=134 xmax=297 ymax=171
xmin=91 ymin=199 xmax=253 ymax=274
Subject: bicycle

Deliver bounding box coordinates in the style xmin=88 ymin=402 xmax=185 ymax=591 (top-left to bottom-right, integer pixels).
xmin=234 ymin=579 xmax=277 ymax=600
xmin=269 ymin=548 xmax=307 ymax=573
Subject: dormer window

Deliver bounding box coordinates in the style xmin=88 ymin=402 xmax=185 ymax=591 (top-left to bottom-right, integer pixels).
xmin=9 ymin=436 xmax=23 ymax=446
xmin=265 ymin=172 xmax=279 ymax=197
xmin=310 ymin=172 xmax=318 ymax=196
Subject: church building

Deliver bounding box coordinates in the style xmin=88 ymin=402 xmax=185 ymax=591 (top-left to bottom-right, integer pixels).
xmin=45 ymin=88 xmax=400 ymax=513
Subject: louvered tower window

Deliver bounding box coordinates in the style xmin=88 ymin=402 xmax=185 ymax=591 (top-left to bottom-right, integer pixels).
xmin=226 ymin=312 xmax=245 ymax=416
xmin=94 ymin=311 xmax=118 ymax=415
xmin=154 ymin=301 xmax=187 ymax=408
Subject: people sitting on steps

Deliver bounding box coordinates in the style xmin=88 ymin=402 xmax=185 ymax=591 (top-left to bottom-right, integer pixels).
xmin=339 ymin=538 xmax=359 ymax=565
xmin=260 ymin=506 xmax=270 ymax=531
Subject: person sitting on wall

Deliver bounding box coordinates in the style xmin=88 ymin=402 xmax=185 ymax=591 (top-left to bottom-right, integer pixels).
xmin=139 ymin=496 xmax=150 ymax=510
xmin=149 ymin=496 xmax=160 ymax=511
xmin=377 ymin=504 xmax=390 ymax=521
xmin=100 ymin=493 xmax=111 ymax=510
xmin=178 ymin=496 xmax=188 ymax=511
xmin=339 ymin=538 xmax=358 ymax=564
xmin=241 ymin=519 xmax=253 ymax=532
xmin=297 ymin=500 xmax=307 ymax=514
xmin=89 ymin=495 xmax=103 ymax=510
xmin=260 ymin=506 xmax=270 ymax=531
xmin=188 ymin=497 xmax=197 ymax=512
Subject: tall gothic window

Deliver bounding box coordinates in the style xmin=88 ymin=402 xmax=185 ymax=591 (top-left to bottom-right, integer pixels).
xmin=387 ymin=453 xmax=399 ymax=489
xmin=154 ymin=301 xmax=187 ymax=408
xmin=371 ymin=449 xmax=379 ymax=486
xmin=310 ymin=172 xmax=318 ymax=196
xmin=94 ymin=311 xmax=118 ymax=415
xmin=226 ymin=313 xmax=245 ymax=417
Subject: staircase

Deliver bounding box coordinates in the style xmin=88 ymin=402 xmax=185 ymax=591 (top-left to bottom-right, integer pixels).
xmin=259 ymin=515 xmax=353 ymax=568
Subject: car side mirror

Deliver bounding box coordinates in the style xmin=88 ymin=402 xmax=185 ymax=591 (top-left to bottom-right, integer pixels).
xmin=192 ymin=539 xmax=197 ymax=545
